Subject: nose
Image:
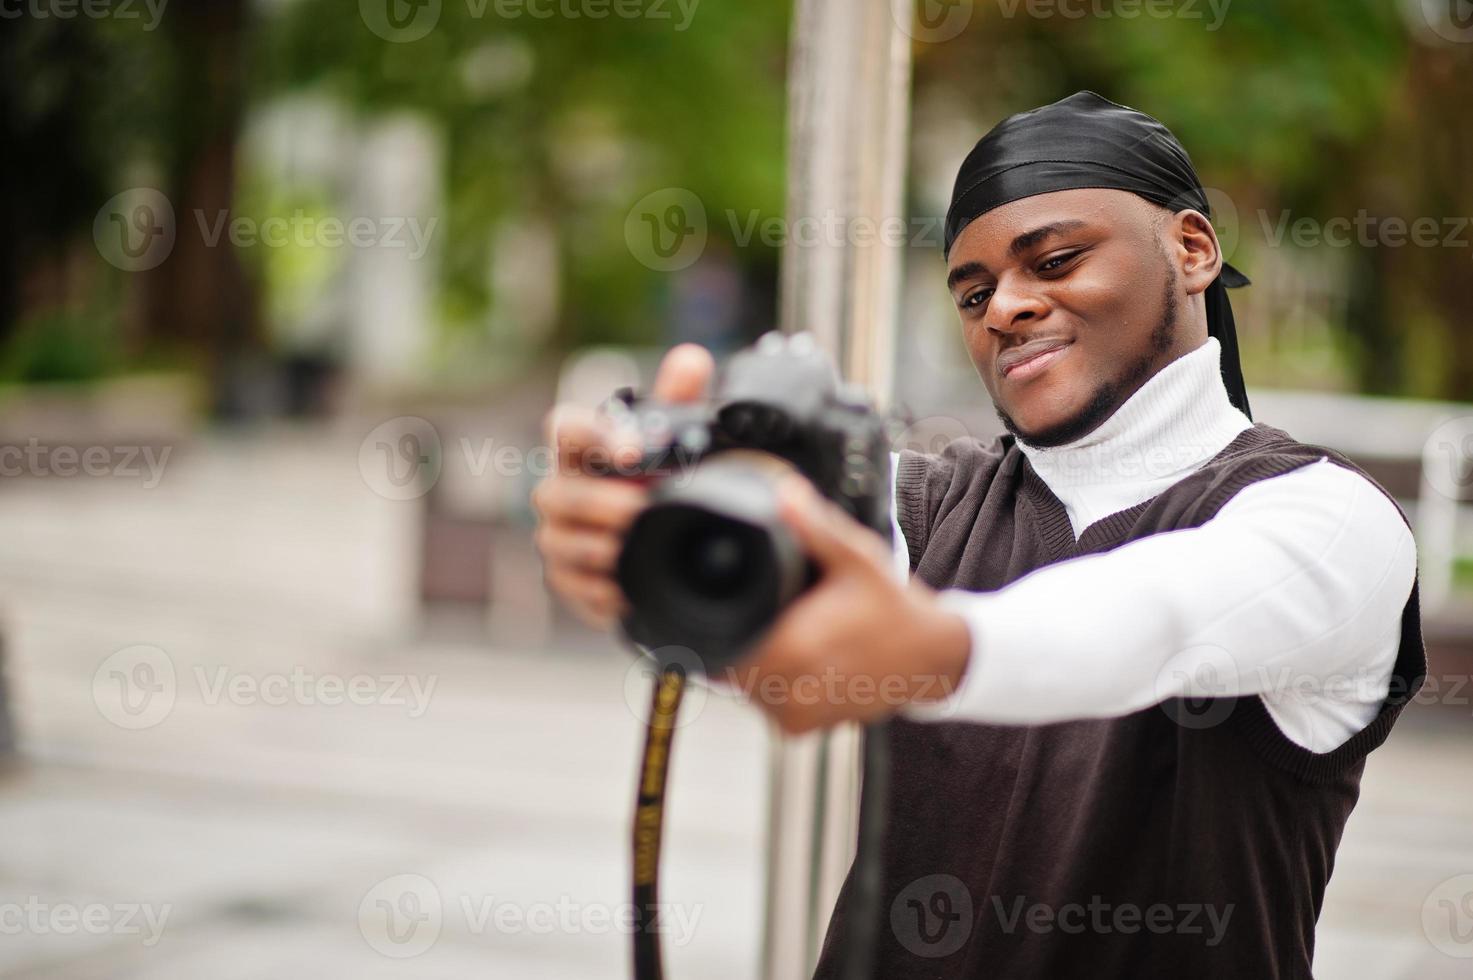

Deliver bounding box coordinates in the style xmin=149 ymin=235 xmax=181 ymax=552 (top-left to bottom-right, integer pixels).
xmin=983 ymin=273 xmax=1050 ymax=336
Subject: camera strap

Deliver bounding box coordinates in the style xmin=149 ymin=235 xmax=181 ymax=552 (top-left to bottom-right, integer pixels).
xmin=627 ymin=663 xmax=887 ymax=980
xmin=632 ymin=665 xmax=685 ymax=980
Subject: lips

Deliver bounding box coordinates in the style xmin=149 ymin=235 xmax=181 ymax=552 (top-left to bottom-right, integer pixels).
xmin=998 ymin=339 xmax=1072 ymax=378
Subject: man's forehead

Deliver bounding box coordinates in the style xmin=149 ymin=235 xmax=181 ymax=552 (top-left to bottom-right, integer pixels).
xmin=946 ymin=188 xmax=1148 ymax=265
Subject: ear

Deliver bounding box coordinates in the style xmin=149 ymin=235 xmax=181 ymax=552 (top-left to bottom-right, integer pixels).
xmin=1171 ymin=209 xmax=1222 ymax=297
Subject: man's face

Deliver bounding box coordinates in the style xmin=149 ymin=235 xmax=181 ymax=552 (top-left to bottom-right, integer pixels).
xmin=946 ymin=187 xmax=1198 ymax=449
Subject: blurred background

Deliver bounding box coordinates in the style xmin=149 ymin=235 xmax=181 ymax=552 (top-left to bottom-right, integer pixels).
xmin=1 ymin=0 xmax=1472 ymax=977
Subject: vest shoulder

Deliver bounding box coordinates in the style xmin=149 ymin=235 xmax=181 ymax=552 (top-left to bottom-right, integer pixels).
xmin=1207 ymin=422 xmax=1408 ymax=519
xmin=1118 ymin=422 xmax=1413 ymax=541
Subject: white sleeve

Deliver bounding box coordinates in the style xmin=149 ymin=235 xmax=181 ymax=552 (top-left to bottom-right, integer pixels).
xmin=888 ymin=451 xmax=909 ymax=579
xmin=902 ymin=459 xmax=1417 ymax=750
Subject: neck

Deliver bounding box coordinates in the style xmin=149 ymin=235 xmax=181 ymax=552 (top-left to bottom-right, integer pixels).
xmin=1015 ymin=336 xmax=1252 ymax=539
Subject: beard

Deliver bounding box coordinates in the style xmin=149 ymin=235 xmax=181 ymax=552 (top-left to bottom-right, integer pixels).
xmin=997 ymin=266 xmax=1180 ymax=450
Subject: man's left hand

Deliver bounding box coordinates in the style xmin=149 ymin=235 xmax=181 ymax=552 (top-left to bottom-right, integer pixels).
xmin=725 ymin=479 xmax=972 ymax=734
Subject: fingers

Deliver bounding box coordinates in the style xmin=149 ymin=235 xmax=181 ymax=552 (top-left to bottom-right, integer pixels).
xmin=546 ymin=406 xmax=641 ymax=475
xmin=543 ymin=564 xmax=627 ymax=629
xmin=531 ymin=475 xmax=647 ymax=532
xmin=776 ymin=477 xmax=890 ymax=573
xmin=651 ymin=343 xmax=715 ymax=403
xmin=534 ymin=523 xmax=622 ymax=575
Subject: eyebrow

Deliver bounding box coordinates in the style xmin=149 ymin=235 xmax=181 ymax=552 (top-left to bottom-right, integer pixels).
xmin=946 ymin=219 xmax=1092 ymax=294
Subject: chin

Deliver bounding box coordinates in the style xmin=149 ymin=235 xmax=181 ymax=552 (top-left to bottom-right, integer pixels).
xmin=999 ymin=386 xmax=1115 ymax=449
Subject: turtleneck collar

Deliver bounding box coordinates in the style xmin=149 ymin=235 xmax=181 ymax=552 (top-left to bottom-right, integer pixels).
xmin=1015 ymin=336 xmax=1253 ymax=541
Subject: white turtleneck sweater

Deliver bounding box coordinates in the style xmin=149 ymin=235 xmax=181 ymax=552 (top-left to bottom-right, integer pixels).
xmin=895 ymin=337 xmax=1417 ymax=754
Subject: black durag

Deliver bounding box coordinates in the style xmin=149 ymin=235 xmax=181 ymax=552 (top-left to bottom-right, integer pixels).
xmin=943 ymin=90 xmax=1252 ymax=420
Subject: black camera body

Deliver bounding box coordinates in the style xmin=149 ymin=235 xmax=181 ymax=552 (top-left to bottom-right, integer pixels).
xmin=606 ymin=332 xmax=892 ymax=672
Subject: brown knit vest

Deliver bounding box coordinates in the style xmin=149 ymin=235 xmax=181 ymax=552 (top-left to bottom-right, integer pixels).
xmin=812 ymin=422 xmax=1427 ymax=980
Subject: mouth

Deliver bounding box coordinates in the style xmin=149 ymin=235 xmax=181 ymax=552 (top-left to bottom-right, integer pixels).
xmin=998 ymin=340 xmax=1073 ymax=382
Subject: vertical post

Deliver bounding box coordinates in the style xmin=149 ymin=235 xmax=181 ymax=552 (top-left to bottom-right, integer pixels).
xmin=763 ymin=1 xmax=913 ymax=977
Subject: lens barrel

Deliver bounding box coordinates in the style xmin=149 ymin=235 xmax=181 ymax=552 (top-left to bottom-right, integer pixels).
xmin=617 ymin=452 xmax=809 ymax=672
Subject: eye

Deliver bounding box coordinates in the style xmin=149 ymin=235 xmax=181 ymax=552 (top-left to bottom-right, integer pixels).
xmin=1039 ymin=250 xmax=1082 ymax=274
xmin=961 ymin=286 xmax=994 ymax=309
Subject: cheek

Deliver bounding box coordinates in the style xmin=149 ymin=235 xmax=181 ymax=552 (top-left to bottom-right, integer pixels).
xmin=1055 ymin=266 xmax=1135 ymax=321
xmin=960 ymin=320 xmax=996 ymax=382
xmin=1057 ymin=255 xmax=1161 ymax=340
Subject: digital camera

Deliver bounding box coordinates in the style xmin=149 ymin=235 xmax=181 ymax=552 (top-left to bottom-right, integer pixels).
xmin=604 ymin=332 xmax=892 ymax=672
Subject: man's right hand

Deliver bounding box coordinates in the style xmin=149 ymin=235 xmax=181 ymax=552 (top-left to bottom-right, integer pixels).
xmin=531 ymin=343 xmax=715 ymax=630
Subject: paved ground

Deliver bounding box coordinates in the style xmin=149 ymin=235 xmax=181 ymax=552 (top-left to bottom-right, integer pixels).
xmin=0 ymin=430 xmax=1469 ymax=978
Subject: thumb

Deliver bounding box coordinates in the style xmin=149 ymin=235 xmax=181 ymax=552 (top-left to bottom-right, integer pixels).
xmin=652 ymin=343 xmax=715 ymax=403
xmin=777 ymin=477 xmax=887 ymax=574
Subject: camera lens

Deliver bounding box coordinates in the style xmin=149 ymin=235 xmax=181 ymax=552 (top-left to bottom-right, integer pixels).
xmin=616 ymin=453 xmax=810 ymax=671
xmin=679 ymin=529 xmax=752 ymax=600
